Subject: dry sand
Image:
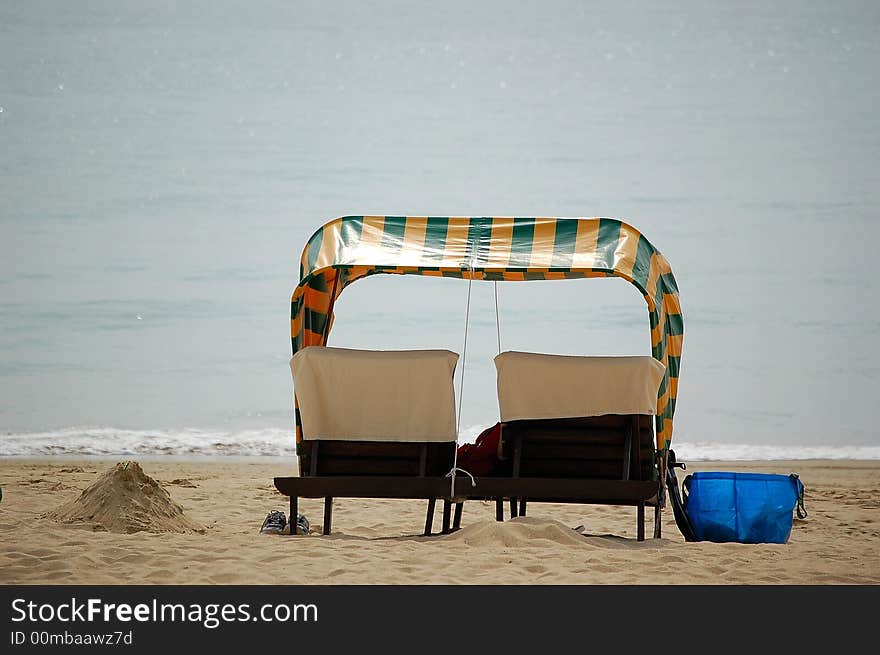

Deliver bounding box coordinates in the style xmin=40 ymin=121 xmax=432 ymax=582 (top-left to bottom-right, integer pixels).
xmin=1 ymin=457 xmax=878 ymax=584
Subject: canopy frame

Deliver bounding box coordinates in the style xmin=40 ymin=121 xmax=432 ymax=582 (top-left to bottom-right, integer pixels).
xmin=290 ymin=216 xmax=683 ymax=453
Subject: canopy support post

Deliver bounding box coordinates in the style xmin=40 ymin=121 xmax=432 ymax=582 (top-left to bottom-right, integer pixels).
xmin=321 ymin=271 xmax=341 ymax=345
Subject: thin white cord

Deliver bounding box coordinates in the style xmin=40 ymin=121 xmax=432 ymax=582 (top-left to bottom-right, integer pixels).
xmin=449 ymin=261 xmax=477 ymax=498
xmin=493 ymin=279 xmax=503 ymax=424
xmin=493 ymin=280 xmax=501 ymax=356
xmin=446 ymin=466 xmax=475 ymax=488
xmin=456 ymin=269 xmax=472 ymax=439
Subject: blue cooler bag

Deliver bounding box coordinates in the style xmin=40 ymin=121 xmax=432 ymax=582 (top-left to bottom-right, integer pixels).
xmin=683 ymin=472 xmax=806 ymax=544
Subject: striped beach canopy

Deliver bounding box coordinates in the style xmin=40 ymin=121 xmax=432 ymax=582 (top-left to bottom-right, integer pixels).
xmin=291 ymin=216 xmax=683 ymax=452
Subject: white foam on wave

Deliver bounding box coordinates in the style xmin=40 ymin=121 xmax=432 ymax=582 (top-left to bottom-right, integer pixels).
xmin=1 ymin=427 xmax=878 ymax=460
xmin=0 ymin=424 xmax=494 ymax=457
xmin=673 ymin=441 xmax=880 ymax=461
xmin=0 ymin=426 xmax=297 ymax=457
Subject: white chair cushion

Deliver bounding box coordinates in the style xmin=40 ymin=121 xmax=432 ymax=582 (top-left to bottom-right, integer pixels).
xmin=291 ymin=346 xmax=459 ymax=442
xmin=495 ymin=351 xmax=665 ymax=421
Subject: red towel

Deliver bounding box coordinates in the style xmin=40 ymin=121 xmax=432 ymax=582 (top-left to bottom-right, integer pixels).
xmin=456 ymin=423 xmax=502 ymax=476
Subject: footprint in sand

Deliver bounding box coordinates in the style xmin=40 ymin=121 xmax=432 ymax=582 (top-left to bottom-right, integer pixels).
xmin=6 ymin=552 xmax=41 ymax=563
xmin=591 ymin=564 xmax=618 ymax=574
xmin=38 ymin=560 xmax=69 ymax=572
xmin=114 ymin=553 xmax=150 ymax=564
xmin=661 ymin=555 xmax=687 ymax=564
xmin=164 ymin=479 xmax=198 ymax=488
xmin=27 ymin=548 xmax=56 ymax=558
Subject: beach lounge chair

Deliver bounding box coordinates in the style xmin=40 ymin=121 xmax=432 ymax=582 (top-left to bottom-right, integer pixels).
xmin=273 ymin=346 xmax=461 ymax=536
xmin=467 ymin=351 xmax=667 ymax=541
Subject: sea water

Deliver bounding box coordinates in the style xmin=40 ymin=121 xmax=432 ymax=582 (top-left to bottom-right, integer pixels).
xmin=2 ymin=1 xmax=878 ymax=459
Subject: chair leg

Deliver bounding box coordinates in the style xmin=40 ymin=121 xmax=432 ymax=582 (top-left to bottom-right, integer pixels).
xmin=653 ymin=504 xmax=662 ymax=539
xmin=519 ymin=499 xmax=527 ymax=516
xmin=289 ymin=496 xmax=298 ymax=535
xmin=637 ymin=502 xmax=645 ymax=541
xmin=424 ymin=498 xmax=436 ymax=536
xmin=452 ymin=502 xmax=463 ymax=530
xmin=442 ymin=500 xmax=452 ymax=534
xmin=323 ymin=496 xmax=333 ymax=536
xmin=510 ymin=497 xmax=518 ymax=519
xmin=495 ymin=498 xmax=504 ymax=522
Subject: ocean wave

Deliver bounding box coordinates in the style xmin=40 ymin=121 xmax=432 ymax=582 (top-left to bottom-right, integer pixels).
xmin=673 ymin=441 xmax=880 ymax=461
xmin=1 ymin=427 xmax=878 ymax=460
xmin=0 ymin=427 xmax=297 ymax=457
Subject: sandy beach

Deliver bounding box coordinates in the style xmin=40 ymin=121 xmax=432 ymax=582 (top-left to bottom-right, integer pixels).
xmin=1 ymin=457 xmax=877 ymax=585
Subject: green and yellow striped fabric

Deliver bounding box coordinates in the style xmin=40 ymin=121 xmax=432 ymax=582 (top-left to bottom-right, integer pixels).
xmin=291 ymin=216 xmax=683 ymax=452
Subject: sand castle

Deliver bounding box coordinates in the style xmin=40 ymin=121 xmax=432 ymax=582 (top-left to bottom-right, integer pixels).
xmin=46 ymin=461 xmax=204 ymax=534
